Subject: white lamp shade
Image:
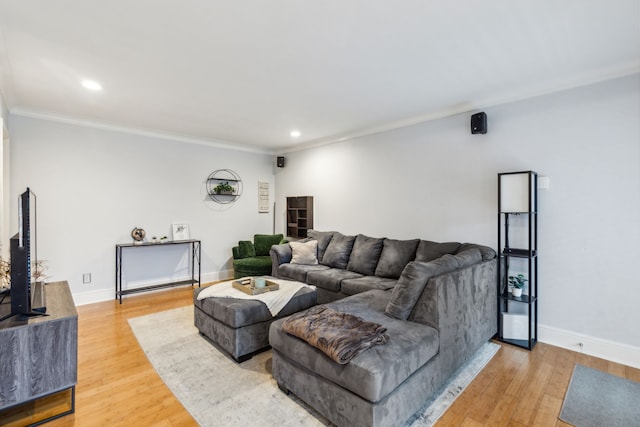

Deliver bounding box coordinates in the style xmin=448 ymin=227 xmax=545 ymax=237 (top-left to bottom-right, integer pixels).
xmin=500 ymin=172 xmax=535 ymax=213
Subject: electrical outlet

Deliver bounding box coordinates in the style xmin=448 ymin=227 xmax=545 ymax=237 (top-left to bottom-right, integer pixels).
xmin=83 ymin=273 xmax=92 ymax=284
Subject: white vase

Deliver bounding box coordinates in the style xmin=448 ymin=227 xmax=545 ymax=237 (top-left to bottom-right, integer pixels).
xmin=512 ymin=288 xmax=523 ymax=297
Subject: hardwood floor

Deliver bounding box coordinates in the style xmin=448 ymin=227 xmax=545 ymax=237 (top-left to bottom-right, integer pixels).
xmin=47 ymin=286 xmax=198 ymax=427
xmin=30 ymin=286 xmax=639 ymax=427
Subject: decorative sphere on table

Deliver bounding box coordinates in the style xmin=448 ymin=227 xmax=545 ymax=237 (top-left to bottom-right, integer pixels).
xmin=131 ymin=227 xmax=146 ymax=242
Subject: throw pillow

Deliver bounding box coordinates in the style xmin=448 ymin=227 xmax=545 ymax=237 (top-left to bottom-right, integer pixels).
xmin=414 ymin=240 xmax=461 ymax=263
xmin=385 ymin=255 xmax=460 ymax=320
xmin=238 ymin=240 xmax=256 ymax=258
xmin=456 ymin=243 xmax=496 ymax=261
xmin=454 ymin=248 xmax=482 ymax=268
xmin=321 ymin=233 xmax=356 ymax=269
xmin=290 ymin=240 xmax=319 ymax=265
xmin=307 ymin=230 xmax=336 ymax=263
xmin=346 ymin=234 xmax=384 ymax=276
xmin=374 ymin=238 xmax=420 ymax=279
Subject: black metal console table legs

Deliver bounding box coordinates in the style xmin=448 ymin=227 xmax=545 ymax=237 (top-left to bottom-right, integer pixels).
xmin=115 ymin=239 xmax=201 ymax=303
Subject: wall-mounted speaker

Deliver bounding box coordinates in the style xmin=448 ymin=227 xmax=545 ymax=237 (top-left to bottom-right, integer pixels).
xmin=471 ymin=112 xmax=487 ymax=134
xmin=277 ymin=156 xmax=286 ymax=168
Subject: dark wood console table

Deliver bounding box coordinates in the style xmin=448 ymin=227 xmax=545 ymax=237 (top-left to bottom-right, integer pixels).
xmin=0 ymin=281 xmax=78 ymax=425
xmin=115 ymin=239 xmax=201 ymax=303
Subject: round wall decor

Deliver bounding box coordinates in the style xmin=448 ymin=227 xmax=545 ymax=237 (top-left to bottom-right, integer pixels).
xmin=206 ymin=169 xmax=243 ymax=204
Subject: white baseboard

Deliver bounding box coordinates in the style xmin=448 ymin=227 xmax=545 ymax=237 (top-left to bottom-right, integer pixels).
xmin=539 ymin=323 xmax=640 ymax=369
xmin=72 ymin=270 xmax=234 ymax=306
xmin=72 ymin=287 xmax=115 ymax=306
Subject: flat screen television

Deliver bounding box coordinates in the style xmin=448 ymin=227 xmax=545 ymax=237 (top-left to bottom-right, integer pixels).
xmin=2 ymin=187 xmax=45 ymax=320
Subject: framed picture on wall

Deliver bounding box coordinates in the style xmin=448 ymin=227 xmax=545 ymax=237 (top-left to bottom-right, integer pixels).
xmin=172 ymin=223 xmax=190 ymax=241
xmin=258 ymin=181 xmax=269 ymax=213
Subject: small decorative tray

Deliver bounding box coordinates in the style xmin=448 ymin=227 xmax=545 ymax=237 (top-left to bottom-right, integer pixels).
xmin=232 ymin=278 xmax=280 ymax=295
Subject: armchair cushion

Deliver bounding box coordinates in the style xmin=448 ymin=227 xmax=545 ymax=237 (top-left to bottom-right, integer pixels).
xmin=237 ymin=240 xmax=256 ymax=258
xmin=254 ymin=234 xmax=284 ymax=256
xmin=233 ymin=256 xmax=273 ymax=279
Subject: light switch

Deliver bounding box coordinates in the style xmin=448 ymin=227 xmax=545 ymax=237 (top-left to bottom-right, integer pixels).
xmin=538 ymin=176 xmax=550 ymax=189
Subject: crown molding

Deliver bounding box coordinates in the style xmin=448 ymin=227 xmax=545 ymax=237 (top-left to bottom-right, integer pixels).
xmin=9 ymin=108 xmax=273 ymax=155
xmin=8 ymin=63 xmax=640 ymax=157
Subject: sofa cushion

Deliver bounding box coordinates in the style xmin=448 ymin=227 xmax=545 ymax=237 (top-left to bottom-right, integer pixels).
xmin=307 ymin=230 xmax=336 ymax=263
xmin=269 ymin=290 xmax=439 ymax=403
xmin=346 ymin=234 xmax=384 ymax=276
xmin=290 ymin=240 xmax=318 ymax=265
xmin=386 ymin=256 xmax=460 ymax=320
xmin=321 ymin=233 xmax=356 ymax=269
xmin=341 ymin=276 xmax=397 ymax=296
xmin=456 ymin=243 xmax=496 ymax=261
xmin=254 ymin=234 xmax=284 ymax=256
xmin=306 ymin=268 xmax=364 ymax=293
xmin=374 ymin=238 xmax=420 ymax=279
xmin=453 ymin=248 xmax=482 ymax=268
xmin=277 ymin=263 xmax=330 ymax=283
xmin=414 ymin=240 xmax=461 ymax=263
xmin=237 ymin=240 xmax=256 ymax=258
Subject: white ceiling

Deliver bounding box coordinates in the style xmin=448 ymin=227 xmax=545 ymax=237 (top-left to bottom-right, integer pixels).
xmin=0 ymin=1 xmax=638 ymax=153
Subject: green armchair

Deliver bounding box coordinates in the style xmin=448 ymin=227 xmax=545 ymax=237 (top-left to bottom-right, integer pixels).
xmin=232 ymin=234 xmax=287 ymax=279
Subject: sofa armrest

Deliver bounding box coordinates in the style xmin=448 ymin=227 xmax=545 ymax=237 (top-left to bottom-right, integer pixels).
xmin=409 ymin=259 xmax=497 ymax=375
xmin=270 ymin=243 xmax=292 ymax=277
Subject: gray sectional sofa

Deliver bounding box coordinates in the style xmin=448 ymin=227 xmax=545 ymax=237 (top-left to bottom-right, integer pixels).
xmin=269 ymin=230 xmax=497 ymax=427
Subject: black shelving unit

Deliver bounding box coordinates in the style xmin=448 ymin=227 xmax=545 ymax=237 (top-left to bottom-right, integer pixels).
xmin=497 ymin=171 xmax=538 ymax=350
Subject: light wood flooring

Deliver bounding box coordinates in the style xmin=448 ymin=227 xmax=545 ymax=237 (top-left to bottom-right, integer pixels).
xmin=25 ymin=285 xmax=640 ymax=427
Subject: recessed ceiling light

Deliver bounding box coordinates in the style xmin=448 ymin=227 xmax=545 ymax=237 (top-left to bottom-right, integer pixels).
xmin=81 ymin=80 xmax=102 ymax=91
xmin=290 ymin=130 xmax=301 ymax=138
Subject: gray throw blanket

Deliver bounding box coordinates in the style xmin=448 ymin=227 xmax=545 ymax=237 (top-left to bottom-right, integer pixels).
xmin=281 ymin=305 xmax=389 ymax=364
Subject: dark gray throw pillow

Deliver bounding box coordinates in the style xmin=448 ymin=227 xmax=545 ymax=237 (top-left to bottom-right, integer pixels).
xmin=307 ymin=230 xmax=336 ymax=263
xmin=321 ymin=233 xmax=356 ymax=269
xmin=456 ymin=243 xmax=496 ymax=261
xmin=385 ymin=255 xmax=460 ymax=320
xmin=346 ymin=234 xmax=384 ymax=275
xmin=454 ymin=248 xmax=482 ymax=268
xmin=415 ymin=240 xmax=461 ymax=263
xmin=374 ymin=238 xmax=420 ymax=279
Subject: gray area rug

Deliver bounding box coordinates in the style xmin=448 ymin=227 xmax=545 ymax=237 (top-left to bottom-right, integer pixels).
xmin=129 ymin=306 xmax=500 ymax=427
xmin=560 ymin=364 xmax=640 ymax=427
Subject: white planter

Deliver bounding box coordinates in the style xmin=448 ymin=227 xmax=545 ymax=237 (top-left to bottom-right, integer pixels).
xmin=511 ymin=288 xmax=523 ymax=297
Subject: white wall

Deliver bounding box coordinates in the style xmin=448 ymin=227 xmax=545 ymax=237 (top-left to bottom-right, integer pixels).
xmin=275 ymin=74 xmax=640 ymax=364
xmin=9 ymin=115 xmax=277 ymax=304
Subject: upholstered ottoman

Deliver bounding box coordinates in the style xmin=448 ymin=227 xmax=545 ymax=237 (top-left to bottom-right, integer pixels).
xmin=193 ymin=283 xmax=317 ymax=362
